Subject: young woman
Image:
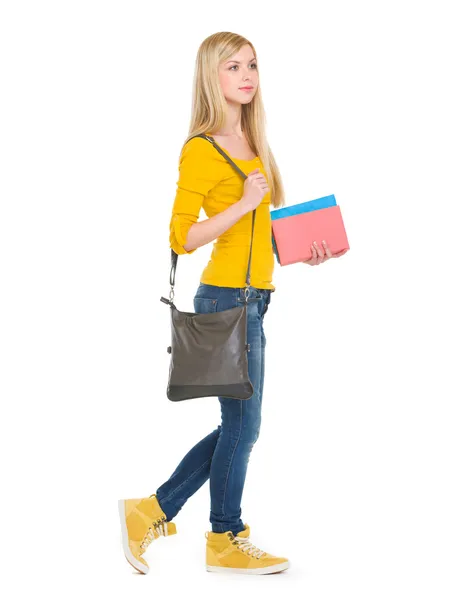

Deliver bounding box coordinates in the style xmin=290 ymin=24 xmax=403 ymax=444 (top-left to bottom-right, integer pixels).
xmin=119 ymin=31 xmax=344 ymax=577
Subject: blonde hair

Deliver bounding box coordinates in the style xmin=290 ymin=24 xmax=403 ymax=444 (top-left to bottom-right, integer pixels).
xmin=183 ymin=31 xmax=285 ymax=208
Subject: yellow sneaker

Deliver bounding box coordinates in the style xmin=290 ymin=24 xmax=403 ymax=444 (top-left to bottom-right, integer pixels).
xmin=118 ymin=493 xmax=177 ymax=574
xmin=205 ymin=523 xmax=290 ymax=575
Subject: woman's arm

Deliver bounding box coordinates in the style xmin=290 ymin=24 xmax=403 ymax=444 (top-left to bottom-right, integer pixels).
xmin=183 ymin=198 xmax=251 ymax=252
xmin=169 ymin=138 xmax=261 ymax=255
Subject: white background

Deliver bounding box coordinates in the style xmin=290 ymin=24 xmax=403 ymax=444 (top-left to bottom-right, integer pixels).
xmin=1 ymin=1 xmax=462 ymax=598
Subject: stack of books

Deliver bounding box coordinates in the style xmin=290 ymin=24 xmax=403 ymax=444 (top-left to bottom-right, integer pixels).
xmin=270 ymin=194 xmax=349 ymax=265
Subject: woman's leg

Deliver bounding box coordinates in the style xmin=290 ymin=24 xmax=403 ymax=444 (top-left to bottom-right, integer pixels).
xmin=208 ymin=288 xmax=270 ymax=536
xmin=155 ymin=426 xmax=221 ymax=521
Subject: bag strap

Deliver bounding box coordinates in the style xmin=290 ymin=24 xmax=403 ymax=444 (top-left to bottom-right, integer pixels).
xmin=169 ymin=133 xmax=257 ymax=303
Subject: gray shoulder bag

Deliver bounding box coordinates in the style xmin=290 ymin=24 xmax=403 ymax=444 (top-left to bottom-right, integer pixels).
xmin=160 ymin=133 xmax=257 ymax=402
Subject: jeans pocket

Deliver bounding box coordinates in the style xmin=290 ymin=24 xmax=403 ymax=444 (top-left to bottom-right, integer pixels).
xmin=262 ymin=292 xmax=272 ymax=316
xmin=193 ymin=296 xmax=219 ymax=314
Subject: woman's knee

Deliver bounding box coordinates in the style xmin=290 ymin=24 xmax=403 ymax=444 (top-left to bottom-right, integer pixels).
xmin=242 ymin=414 xmax=261 ymax=444
xmin=220 ymin=412 xmax=261 ymax=445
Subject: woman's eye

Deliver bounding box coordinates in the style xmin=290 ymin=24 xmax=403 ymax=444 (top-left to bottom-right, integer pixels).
xmin=230 ymin=63 xmax=257 ymax=71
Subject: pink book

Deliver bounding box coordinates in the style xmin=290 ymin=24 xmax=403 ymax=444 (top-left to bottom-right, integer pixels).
xmin=271 ymin=205 xmax=350 ymax=266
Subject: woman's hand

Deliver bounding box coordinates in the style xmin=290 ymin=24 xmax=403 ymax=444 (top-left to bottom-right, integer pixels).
xmin=303 ymin=240 xmax=348 ymax=266
xmin=240 ymin=169 xmax=269 ymax=211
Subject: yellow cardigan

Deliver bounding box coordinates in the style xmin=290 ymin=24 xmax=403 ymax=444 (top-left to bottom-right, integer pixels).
xmin=169 ymin=135 xmax=276 ymax=290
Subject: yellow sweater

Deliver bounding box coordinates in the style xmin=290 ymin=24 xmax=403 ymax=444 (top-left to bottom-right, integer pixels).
xmin=169 ymin=134 xmax=276 ymax=290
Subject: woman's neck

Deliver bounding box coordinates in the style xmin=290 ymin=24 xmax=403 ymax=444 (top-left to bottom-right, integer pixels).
xmin=215 ymin=104 xmax=243 ymax=137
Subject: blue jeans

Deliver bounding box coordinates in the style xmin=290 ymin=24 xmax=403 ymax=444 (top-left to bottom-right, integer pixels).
xmin=155 ymin=283 xmax=274 ymax=536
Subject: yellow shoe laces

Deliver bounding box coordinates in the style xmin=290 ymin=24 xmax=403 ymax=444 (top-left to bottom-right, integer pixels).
xmin=140 ymin=516 xmax=168 ymax=552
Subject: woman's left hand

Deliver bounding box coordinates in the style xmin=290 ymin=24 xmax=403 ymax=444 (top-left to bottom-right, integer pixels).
xmin=303 ymin=240 xmax=348 ymax=266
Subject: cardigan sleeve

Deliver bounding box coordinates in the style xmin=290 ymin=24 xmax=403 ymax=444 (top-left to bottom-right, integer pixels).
xmin=169 ymin=137 xmax=221 ymax=255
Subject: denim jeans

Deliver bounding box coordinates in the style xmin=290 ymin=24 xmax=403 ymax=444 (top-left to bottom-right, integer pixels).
xmin=155 ymin=283 xmax=274 ymax=536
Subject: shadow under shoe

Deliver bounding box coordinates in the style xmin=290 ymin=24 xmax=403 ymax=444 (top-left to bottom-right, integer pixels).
xmin=205 ymin=523 xmax=290 ymax=575
xmin=119 ymin=493 xmax=177 ymax=574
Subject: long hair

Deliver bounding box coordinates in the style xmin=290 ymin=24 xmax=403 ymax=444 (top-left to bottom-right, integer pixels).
xmin=183 ymin=32 xmax=285 ymax=208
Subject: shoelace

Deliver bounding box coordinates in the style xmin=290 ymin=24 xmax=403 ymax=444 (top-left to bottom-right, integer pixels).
xmin=140 ymin=517 xmax=168 ymax=552
xmin=232 ymin=534 xmax=265 ymax=559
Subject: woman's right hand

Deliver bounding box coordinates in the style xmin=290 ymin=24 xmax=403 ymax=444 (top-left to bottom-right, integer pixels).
xmin=240 ymin=168 xmax=269 ymax=211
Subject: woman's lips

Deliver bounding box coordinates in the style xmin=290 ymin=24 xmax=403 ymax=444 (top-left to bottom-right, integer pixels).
xmin=239 ymin=87 xmax=254 ymax=92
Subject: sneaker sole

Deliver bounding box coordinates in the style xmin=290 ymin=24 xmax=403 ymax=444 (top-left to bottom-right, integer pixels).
xmin=206 ymin=561 xmax=290 ymax=575
xmin=118 ymin=499 xmax=149 ymax=574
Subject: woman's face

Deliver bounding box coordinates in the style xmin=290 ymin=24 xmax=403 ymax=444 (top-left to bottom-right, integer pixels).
xmin=218 ymin=44 xmax=258 ymax=105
